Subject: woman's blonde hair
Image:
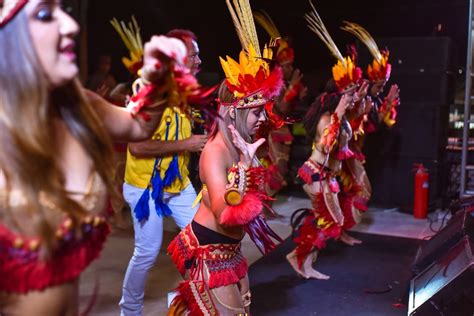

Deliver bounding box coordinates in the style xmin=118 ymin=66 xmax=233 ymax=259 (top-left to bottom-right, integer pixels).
xmin=210 ymin=81 xmax=253 ymax=161
xmin=0 ymin=12 xmax=114 ymax=249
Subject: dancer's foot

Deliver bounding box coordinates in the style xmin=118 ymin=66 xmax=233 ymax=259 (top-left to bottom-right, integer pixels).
xmin=340 ymin=231 xmax=362 ymax=246
xmin=305 ymin=268 xmax=330 ymax=280
xmin=302 ymin=252 xmax=330 ymax=280
xmin=286 ymin=251 xmax=306 ymax=278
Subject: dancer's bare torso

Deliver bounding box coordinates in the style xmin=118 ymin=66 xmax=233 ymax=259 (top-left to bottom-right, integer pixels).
xmin=193 ymin=132 xmax=245 ymax=240
xmin=0 ymin=119 xmax=106 ymax=316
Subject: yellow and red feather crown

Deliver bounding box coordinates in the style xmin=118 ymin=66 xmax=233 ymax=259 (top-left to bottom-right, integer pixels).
xmin=341 ymin=21 xmax=391 ymax=82
xmin=221 ymin=0 xmax=283 ymax=108
xmin=304 ymin=1 xmax=362 ymax=92
xmin=254 ymin=10 xmax=295 ymax=65
xmin=110 ymin=16 xmax=144 ymax=76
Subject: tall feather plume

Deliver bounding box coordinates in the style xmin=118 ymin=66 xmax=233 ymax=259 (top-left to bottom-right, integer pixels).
xmin=110 ymin=16 xmax=144 ymax=73
xmin=304 ymin=0 xmax=345 ymax=66
xmin=226 ymin=0 xmax=261 ymax=57
xmin=110 ymin=16 xmax=142 ymax=56
xmin=341 ymin=21 xmax=382 ymax=63
xmin=240 ymin=0 xmax=260 ymax=55
xmin=254 ymin=10 xmax=281 ymax=39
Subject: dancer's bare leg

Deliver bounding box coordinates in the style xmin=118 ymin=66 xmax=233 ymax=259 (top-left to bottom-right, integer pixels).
xmin=340 ymin=230 xmax=362 ymax=246
xmin=286 ymin=249 xmax=306 ymax=278
xmin=238 ymin=275 xmax=251 ymax=315
xmin=303 ymin=251 xmax=330 ymax=280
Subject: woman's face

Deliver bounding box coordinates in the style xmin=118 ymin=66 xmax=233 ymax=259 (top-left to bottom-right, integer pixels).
xmin=370 ymin=80 xmax=386 ymax=97
xmin=343 ymin=86 xmax=358 ymax=109
xmin=25 ymin=0 xmax=79 ymax=87
xmin=246 ymin=106 xmax=267 ymax=136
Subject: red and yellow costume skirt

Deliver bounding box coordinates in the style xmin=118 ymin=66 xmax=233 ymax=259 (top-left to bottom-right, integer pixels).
xmin=167 ymin=222 xmax=248 ymax=315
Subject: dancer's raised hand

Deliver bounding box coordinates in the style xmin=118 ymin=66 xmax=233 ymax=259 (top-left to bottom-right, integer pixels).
xmin=228 ymin=124 xmax=266 ymax=168
xmin=141 ymin=35 xmax=187 ymax=83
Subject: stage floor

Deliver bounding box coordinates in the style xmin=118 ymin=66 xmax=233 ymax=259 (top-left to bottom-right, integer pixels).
xmin=249 ymin=232 xmax=419 ymax=316
xmin=79 ymin=195 xmax=448 ymax=315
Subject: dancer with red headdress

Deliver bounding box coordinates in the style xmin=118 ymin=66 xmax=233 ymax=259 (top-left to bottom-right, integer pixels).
xmin=286 ymin=1 xmax=368 ymax=280
xmin=167 ymin=0 xmax=283 ymax=314
xmin=337 ymin=22 xmax=400 ymax=235
xmin=254 ymin=11 xmax=308 ymax=198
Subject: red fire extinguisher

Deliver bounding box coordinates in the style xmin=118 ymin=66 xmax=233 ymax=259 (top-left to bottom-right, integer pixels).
xmin=413 ymin=163 xmax=429 ymax=219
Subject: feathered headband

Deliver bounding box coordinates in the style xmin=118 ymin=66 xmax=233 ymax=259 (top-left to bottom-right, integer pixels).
xmin=341 ymin=21 xmax=391 ymax=83
xmin=0 ymin=0 xmax=27 ymax=27
xmin=254 ymin=10 xmax=294 ymax=66
xmin=220 ymin=0 xmax=283 ymax=109
xmin=110 ymin=16 xmax=144 ymax=76
xmin=304 ymin=0 xmax=362 ymax=92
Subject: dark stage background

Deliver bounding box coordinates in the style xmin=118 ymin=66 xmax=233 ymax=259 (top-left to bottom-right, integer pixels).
xmin=84 ymin=0 xmax=469 ymax=86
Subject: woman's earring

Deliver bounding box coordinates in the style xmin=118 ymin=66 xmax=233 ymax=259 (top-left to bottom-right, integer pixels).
xmin=229 ymin=107 xmax=236 ymax=121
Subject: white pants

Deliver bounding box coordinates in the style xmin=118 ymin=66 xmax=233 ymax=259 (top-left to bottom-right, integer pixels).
xmin=119 ymin=182 xmax=198 ymax=316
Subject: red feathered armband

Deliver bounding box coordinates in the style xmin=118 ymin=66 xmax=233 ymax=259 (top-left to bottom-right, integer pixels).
xmin=283 ymin=82 xmax=302 ymax=103
xmin=319 ymin=113 xmax=341 ymax=153
xmin=350 ymin=115 xmax=365 ymax=139
xmin=127 ymin=65 xmax=217 ymax=122
xmin=220 ymin=192 xmax=263 ymax=226
xmin=127 ymin=79 xmax=163 ymax=121
xmin=220 ymin=165 xmax=268 ymax=226
xmin=379 ymin=98 xmax=399 ymax=127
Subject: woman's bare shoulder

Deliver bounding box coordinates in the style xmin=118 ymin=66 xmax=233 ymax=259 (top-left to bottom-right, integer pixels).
xmin=202 ymin=136 xmax=230 ymax=160
xmin=200 ymin=136 xmax=232 ymax=177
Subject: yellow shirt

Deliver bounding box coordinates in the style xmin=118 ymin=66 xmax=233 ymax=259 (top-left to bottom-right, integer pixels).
xmin=124 ymin=106 xmax=191 ymax=193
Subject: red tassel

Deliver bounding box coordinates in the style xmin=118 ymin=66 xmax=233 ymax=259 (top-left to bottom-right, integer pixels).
xmin=171 ymin=281 xmax=218 ymax=316
xmin=220 ymin=192 xmax=263 ymax=226
xmin=0 ymin=223 xmax=110 ymax=294
xmin=298 ymin=163 xmax=316 ymax=185
xmin=207 ymin=258 xmax=248 ymax=289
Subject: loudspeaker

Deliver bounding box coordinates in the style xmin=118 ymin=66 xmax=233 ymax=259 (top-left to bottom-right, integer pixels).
xmin=388 ymin=70 xmax=455 ymax=104
xmin=362 ymin=37 xmax=455 ymax=209
xmin=409 ymin=236 xmax=474 ymax=316
xmin=394 ymin=102 xmax=449 ymax=161
xmin=378 ymin=103 xmax=449 ymax=159
xmin=412 ymin=210 xmax=474 ymax=274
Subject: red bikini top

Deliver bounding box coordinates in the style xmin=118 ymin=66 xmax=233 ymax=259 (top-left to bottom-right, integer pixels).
xmin=0 ymin=173 xmax=110 ymax=294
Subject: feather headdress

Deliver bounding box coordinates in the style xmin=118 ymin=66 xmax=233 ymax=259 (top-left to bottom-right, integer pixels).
xmin=110 ymin=16 xmax=144 ymax=76
xmin=220 ymin=0 xmax=283 ymax=108
xmin=254 ymin=10 xmax=294 ymax=65
xmin=304 ymin=0 xmax=362 ymax=92
xmin=341 ymin=21 xmax=391 ymax=82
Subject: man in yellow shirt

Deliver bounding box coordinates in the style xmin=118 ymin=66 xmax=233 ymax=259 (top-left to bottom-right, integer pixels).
xmin=119 ymin=29 xmax=207 ymax=316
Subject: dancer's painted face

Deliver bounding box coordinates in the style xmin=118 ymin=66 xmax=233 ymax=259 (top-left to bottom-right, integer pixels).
xmin=281 ymin=62 xmax=294 ymax=81
xmin=26 ymin=0 xmax=79 ymax=87
xmin=246 ymin=106 xmax=267 ymax=136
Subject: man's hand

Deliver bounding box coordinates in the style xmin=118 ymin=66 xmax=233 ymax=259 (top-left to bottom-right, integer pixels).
xmin=183 ymin=134 xmax=208 ymax=152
